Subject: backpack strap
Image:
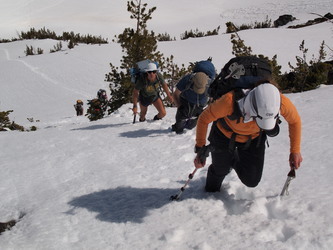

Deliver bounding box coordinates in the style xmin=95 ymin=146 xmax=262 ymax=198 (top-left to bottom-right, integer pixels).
xmin=140 ymin=72 xmax=160 ymax=93
xmin=217 ymin=89 xmax=264 ymax=152
xmin=154 ymin=73 xmax=165 ymax=98
xmin=218 ymin=118 xmax=251 ymax=152
xmin=227 ymin=89 xmax=245 ymax=123
xmin=219 ymin=117 xmax=265 ymax=153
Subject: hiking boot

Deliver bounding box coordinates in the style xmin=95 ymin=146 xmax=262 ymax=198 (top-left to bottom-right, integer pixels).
xmin=153 ymin=115 xmax=161 ymax=121
xmin=184 ymin=118 xmax=198 ymax=130
xmin=204 ymin=186 xmax=221 ymax=192
xmin=171 ymin=124 xmax=184 ymax=134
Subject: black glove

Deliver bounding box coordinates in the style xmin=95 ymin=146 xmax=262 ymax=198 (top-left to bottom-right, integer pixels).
xmin=194 ymin=145 xmax=211 ymax=164
xmin=194 ymin=145 xmax=202 ymax=154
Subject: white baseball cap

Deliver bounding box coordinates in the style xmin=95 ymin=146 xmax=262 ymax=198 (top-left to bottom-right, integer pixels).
xmin=246 ymin=83 xmax=281 ymax=130
xmin=144 ymin=63 xmax=158 ymax=72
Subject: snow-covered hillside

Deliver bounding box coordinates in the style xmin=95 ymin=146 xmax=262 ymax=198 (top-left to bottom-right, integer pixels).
xmin=1 ymin=0 xmax=332 ymax=40
xmin=1 ymin=0 xmax=333 ymax=249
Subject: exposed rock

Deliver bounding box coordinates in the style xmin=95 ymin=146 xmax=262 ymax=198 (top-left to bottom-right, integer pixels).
xmin=288 ymin=12 xmax=333 ymax=29
xmin=274 ymin=15 xmax=296 ymax=27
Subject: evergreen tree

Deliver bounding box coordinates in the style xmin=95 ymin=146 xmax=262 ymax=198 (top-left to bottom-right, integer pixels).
xmin=280 ymin=40 xmax=331 ymax=92
xmin=0 ymin=110 xmax=25 ymax=131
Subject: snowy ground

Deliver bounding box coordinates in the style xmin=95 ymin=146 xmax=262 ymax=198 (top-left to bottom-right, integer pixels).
xmin=1 ymin=0 xmax=333 ymax=249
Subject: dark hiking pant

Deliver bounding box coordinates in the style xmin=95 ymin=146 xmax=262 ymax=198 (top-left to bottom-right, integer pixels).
xmin=172 ymin=97 xmax=204 ymax=134
xmin=205 ymin=123 xmax=267 ymax=192
xmin=139 ymin=93 xmax=159 ymax=107
xmin=76 ymin=108 xmax=83 ymax=116
xmin=75 ymin=106 xmax=83 ymax=116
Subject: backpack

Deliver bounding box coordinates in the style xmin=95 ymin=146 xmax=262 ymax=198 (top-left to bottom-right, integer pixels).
xmin=130 ymin=59 xmax=159 ymax=84
xmin=181 ymin=58 xmax=216 ymax=94
xmin=86 ymin=98 xmax=104 ymax=121
xmin=192 ymin=59 xmax=216 ymax=80
xmin=208 ymin=56 xmax=272 ymax=101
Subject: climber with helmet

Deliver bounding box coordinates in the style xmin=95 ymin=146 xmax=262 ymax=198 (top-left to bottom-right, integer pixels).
xmin=85 ymin=89 xmax=111 ymax=121
xmin=132 ymin=62 xmax=173 ymax=122
xmin=96 ymin=89 xmax=110 ymax=111
xmin=97 ymin=89 xmax=107 ymax=103
xmin=193 ymin=82 xmax=302 ymax=192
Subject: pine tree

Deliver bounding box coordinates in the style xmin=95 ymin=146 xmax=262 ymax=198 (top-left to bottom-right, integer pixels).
xmin=283 ymin=40 xmax=331 ymax=92
xmin=0 ymin=110 xmax=24 ymax=131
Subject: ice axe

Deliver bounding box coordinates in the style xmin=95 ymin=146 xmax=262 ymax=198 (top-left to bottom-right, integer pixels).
xmin=133 ymin=113 xmax=137 ymax=124
xmin=280 ymin=168 xmax=296 ymax=196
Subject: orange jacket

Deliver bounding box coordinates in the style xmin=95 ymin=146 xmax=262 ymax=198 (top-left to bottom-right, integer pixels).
xmin=196 ymin=91 xmax=302 ymax=153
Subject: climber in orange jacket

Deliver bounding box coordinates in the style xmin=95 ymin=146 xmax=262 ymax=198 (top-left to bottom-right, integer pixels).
xmin=194 ymin=83 xmax=302 ymax=192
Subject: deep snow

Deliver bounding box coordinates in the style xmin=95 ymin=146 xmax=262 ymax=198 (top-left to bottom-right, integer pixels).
xmin=1 ymin=1 xmax=333 ymax=249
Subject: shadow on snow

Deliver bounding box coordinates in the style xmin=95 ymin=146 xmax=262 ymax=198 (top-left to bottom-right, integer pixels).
xmin=71 ymin=122 xmax=130 ymax=131
xmin=66 ymin=178 xmax=209 ymax=224
xmin=66 ymin=178 xmax=270 ymax=224
xmin=67 ymin=186 xmax=186 ymax=223
xmin=119 ymin=128 xmax=171 ymax=138
xmin=71 ymin=124 xmax=172 ymax=139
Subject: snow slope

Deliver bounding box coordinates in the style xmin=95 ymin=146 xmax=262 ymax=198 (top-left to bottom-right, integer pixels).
xmin=1 ymin=0 xmax=332 ymax=40
xmin=1 ymin=0 xmax=333 ymax=249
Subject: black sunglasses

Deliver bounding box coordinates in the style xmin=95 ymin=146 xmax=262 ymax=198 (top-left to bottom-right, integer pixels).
xmin=147 ymin=71 xmax=157 ymax=74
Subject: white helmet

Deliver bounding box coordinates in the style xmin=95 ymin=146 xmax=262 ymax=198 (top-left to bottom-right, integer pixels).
xmin=244 ymin=83 xmax=281 ymax=130
xmin=144 ymin=63 xmax=158 ymax=72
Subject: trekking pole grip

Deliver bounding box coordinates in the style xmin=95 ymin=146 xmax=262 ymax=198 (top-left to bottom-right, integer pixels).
xmin=195 ymin=145 xmax=211 ymax=164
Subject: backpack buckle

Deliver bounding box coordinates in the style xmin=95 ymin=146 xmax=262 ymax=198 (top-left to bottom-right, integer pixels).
xmin=226 ymin=62 xmax=245 ymax=80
